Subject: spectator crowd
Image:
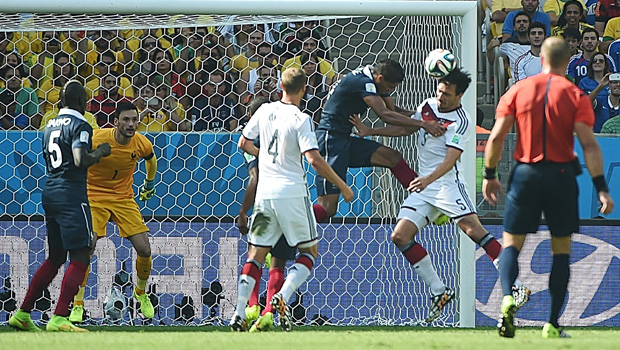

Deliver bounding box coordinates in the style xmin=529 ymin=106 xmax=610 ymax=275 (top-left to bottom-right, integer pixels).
xmin=485 ymin=0 xmax=620 ymax=133
xmin=0 ymin=21 xmax=337 ymax=132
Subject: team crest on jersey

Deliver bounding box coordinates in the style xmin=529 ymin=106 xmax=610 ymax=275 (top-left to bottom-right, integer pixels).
xmin=421 ymin=102 xmax=454 ymax=127
xmin=365 ymin=83 xmax=377 ymax=93
xmin=131 ymin=151 xmax=137 ymax=160
xmin=80 ymin=131 xmax=89 ymax=143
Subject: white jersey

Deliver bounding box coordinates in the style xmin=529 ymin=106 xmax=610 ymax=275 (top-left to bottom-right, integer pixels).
xmin=413 ymin=98 xmax=472 ymax=187
xmin=514 ymin=51 xmax=542 ymax=82
xmin=499 ymin=38 xmax=530 ymax=78
xmin=242 ymin=101 xmax=318 ymax=200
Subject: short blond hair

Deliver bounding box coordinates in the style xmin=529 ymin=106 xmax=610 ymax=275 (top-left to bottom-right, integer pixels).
xmin=541 ymin=37 xmax=571 ymax=68
xmin=281 ymin=67 xmax=306 ymax=95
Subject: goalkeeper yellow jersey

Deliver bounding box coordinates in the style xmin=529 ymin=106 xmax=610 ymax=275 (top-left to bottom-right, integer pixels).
xmin=87 ymin=128 xmax=154 ymax=200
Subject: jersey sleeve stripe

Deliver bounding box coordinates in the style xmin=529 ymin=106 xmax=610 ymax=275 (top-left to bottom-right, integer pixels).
xmin=455 ymin=108 xmax=469 ymax=135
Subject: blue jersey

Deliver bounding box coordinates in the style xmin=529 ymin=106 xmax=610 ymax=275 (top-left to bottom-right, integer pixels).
xmin=319 ymin=65 xmax=387 ymax=134
xmin=586 ymin=0 xmax=598 ymax=25
xmin=608 ymin=39 xmax=620 ymax=70
xmin=567 ymin=52 xmax=618 ymax=85
xmin=594 ymin=94 xmax=619 ymax=132
xmin=42 ymin=108 xmax=93 ymax=192
xmin=578 ymin=76 xmax=609 ymax=98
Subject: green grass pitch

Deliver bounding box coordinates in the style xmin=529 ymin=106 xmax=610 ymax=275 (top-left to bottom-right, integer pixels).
xmin=2 ymin=326 xmax=619 ymax=350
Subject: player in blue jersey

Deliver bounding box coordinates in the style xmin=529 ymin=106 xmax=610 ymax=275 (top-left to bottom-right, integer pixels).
xmin=566 ymin=28 xmax=617 ymax=85
xmin=9 ymin=80 xmax=111 ymax=332
xmin=314 ymin=58 xmax=446 ymax=221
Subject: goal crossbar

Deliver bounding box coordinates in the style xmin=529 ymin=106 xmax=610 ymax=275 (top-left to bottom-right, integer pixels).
xmin=3 ymin=1 xmax=477 ymax=17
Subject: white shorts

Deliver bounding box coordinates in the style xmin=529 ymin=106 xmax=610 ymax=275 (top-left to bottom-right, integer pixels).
xmin=248 ymin=197 xmax=318 ymax=248
xmin=397 ymin=179 xmax=476 ymax=229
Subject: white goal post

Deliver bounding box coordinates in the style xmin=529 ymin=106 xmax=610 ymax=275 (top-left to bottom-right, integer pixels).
xmin=1 ymin=0 xmax=478 ymax=327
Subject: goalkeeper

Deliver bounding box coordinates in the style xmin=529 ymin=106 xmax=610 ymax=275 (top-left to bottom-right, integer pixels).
xmin=69 ymin=102 xmax=157 ymax=323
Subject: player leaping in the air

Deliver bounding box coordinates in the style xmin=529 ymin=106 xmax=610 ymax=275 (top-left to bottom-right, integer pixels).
xmin=69 ymin=102 xmax=157 ymax=323
xmin=313 ymin=58 xmax=447 ymax=222
xmin=350 ymin=68 xmax=530 ymax=322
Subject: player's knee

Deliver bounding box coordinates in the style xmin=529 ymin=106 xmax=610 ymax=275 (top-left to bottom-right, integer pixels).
xmin=135 ymin=246 xmax=151 ymax=258
xmin=318 ymin=196 xmax=338 ymax=217
xmin=324 ymin=205 xmax=337 ymax=217
xmin=270 ymin=257 xmax=287 ymax=269
xmin=48 ymin=255 xmax=66 ymax=268
xmin=373 ymin=147 xmax=402 ymax=168
xmin=386 ymin=149 xmax=404 ymax=168
xmin=390 ymin=230 xmax=407 ymax=247
xmin=69 ymin=247 xmax=92 ymax=265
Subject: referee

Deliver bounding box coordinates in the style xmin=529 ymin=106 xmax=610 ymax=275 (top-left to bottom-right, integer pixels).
xmin=482 ymin=37 xmax=614 ymax=339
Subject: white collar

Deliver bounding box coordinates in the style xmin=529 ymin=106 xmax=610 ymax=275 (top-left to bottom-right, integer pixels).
xmin=363 ymin=65 xmax=374 ymax=80
xmin=59 ymin=108 xmax=88 ymax=123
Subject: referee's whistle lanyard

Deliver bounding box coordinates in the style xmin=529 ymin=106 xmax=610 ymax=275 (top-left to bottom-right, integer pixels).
xmin=541 ymin=77 xmax=551 ymax=160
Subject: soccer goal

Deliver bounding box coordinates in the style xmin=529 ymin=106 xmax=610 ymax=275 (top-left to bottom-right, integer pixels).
xmin=0 ymin=0 xmax=477 ymax=327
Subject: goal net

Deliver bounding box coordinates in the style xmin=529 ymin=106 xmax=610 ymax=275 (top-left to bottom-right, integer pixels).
xmin=0 ymin=1 xmax=477 ymax=327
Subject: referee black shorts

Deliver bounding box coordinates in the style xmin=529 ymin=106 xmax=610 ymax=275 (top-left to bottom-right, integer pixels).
xmin=503 ymin=162 xmax=579 ymax=237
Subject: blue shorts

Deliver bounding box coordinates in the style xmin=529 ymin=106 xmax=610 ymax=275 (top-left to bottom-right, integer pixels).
xmin=42 ymin=190 xmax=94 ymax=251
xmin=503 ymin=162 xmax=578 ymax=237
xmin=271 ymin=235 xmax=296 ymax=260
xmin=315 ymin=130 xmax=382 ymax=195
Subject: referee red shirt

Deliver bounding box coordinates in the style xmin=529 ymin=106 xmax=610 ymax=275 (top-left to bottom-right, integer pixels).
xmin=496 ymin=73 xmax=595 ymax=163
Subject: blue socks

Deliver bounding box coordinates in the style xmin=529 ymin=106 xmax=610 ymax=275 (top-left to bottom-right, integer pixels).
xmin=498 ymin=246 xmax=520 ymax=296
xmin=549 ymin=254 xmax=569 ymax=328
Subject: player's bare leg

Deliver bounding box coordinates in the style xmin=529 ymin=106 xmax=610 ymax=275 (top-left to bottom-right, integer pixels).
xmin=128 ymin=232 xmax=154 ymax=319
xmin=370 ymin=146 xmax=452 ymax=225
xmin=392 ymin=219 xmax=453 ymax=322
xmin=317 ymin=194 xmax=340 ymax=218
xmin=370 ymin=146 xmax=418 ymax=188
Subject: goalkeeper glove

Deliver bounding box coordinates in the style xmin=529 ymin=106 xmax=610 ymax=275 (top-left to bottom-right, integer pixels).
xmin=139 ymin=179 xmax=155 ymax=201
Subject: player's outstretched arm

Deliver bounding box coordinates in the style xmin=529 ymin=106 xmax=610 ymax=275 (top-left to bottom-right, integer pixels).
xmin=364 ymin=95 xmax=445 ymax=136
xmin=349 ymin=115 xmax=413 ymax=137
xmin=73 ymin=142 xmax=111 ymax=168
xmin=305 ymin=149 xmax=354 ymax=202
xmin=575 ymin=121 xmax=615 ymax=215
xmin=139 ymin=154 xmax=157 ymax=201
xmin=383 ymin=96 xmax=415 ymax=117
